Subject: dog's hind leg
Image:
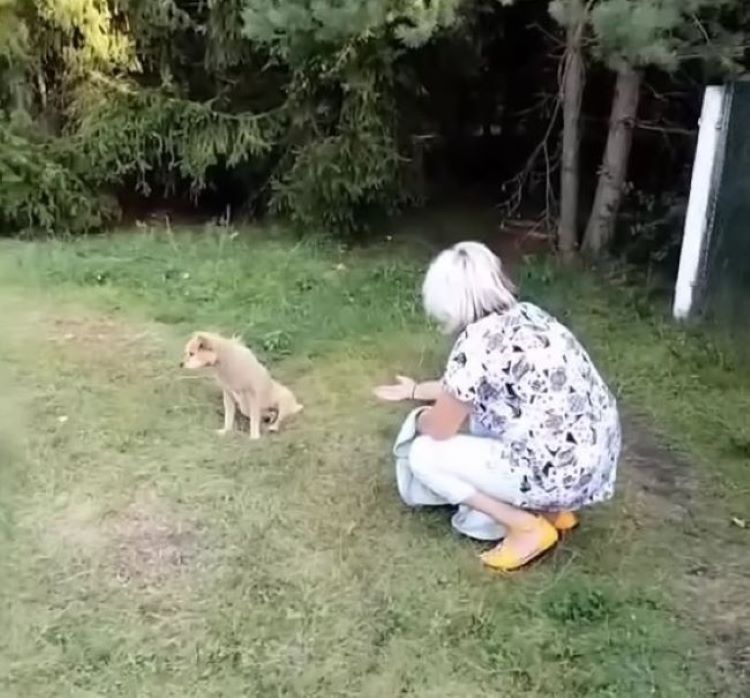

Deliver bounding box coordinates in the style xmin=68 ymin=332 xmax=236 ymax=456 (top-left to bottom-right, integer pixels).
xmin=217 ymin=390 xmax=236 ymax=436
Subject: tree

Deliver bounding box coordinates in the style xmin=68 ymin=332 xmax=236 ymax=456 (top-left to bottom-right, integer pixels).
xmin=0 ymin=0 xmax=469 ymax=236
xmin=239 ymin=0 xmax=465 ymax=233
xmin=550 ymin=0 xmax=586 ymax=261
xmin=0 ymin=0 xmax=29 ymax=115
xmin=582 ymin=0 xmax=743 ymax=256
xmin=549 ymin=0 xmax=744 ymax=257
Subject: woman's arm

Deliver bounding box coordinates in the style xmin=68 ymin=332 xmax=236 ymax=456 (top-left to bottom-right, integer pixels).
xmin=412 ymin=380 xmax=442 ymax=402
xmin=373 ymin=376 xmax=442 ymax=403
xmin=417 ymin=390 xmax=472 ymax=440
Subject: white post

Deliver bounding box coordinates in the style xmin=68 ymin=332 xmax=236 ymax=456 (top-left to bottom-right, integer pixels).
xmin=673 ymin=85 xmax=727 ymax=320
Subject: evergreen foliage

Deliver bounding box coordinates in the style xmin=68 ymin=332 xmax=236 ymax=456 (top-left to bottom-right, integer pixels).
xmin=0 ymin=126 xmax=106 ymax=236
xmin=549 ymin=0 xmax=745 ymax=74
xmin=0 ymin=0 xmax=464 ymax=237
xmin=0 ymin=0 xmax=748 ymax=240
xmin=549 ymin=0 xmax=747 ymax=256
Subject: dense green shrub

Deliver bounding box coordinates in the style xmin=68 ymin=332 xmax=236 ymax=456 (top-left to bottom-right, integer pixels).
xmin=0 ymin=0 xmax=470 ymax=237
xmin=266 ymin=41 xmax=409 ymax=234
xmin=272 ymin=105 xmax=406 ymax=234
xmin=1 ymin=0 xmax=749 ymax=243
xmin=67 ymin=79 xmax=282 ymax=195
xmin=239 ymin=1 xmax=462 ymax=234
xmin=0 ymin=125 xmax=105 ymax=237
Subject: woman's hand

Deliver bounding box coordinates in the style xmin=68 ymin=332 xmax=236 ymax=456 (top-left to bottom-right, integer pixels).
xmin=373 ymin=375 xmax=416 ymax=402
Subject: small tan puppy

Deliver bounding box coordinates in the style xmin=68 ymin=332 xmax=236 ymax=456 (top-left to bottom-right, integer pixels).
xmin=181 ymin=332 xmax=303 ymax=439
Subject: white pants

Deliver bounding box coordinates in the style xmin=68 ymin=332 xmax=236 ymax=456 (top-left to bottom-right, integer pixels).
xmin=405 ymin=434 xmax=530 ymax=541
xmin=409 ymin=434 xmax=526 ymax=505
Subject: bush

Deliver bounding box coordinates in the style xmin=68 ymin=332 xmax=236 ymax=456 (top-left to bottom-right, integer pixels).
xmin=617 ymin=187 xmax=687 ymax=273
xmin=241 ymin=2 xmax=455 ymax=236
xmin=271 ymin=69 xmax=408 ymax=234
xmin=0 ymin=125 xmax=106 ymax=237
xmin=0 ymin=0 xmax=461 ymax=238
xmin=66 ymin=80 xmax=281 ymax=196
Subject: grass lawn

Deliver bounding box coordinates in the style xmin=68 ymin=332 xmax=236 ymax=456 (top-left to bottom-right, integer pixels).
xmin=0 ymin=226 xmax=747 ymax=697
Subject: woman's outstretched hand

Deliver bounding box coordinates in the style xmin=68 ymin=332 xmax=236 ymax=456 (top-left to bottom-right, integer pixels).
xmin=373 ymin=375 xmax=416 ymax=402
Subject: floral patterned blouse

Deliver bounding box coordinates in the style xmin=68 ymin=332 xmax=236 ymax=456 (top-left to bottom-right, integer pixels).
xmin=442 ymin=302 xmax=621 ymax=510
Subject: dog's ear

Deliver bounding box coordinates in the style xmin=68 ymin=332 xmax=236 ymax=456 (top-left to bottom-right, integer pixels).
xmin=195 ymin=333 xmax=212 ymax=351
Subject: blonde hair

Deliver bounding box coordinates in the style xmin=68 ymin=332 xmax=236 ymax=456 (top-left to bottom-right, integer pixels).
xmin=422 ymin=241 xmax=517 ymax=334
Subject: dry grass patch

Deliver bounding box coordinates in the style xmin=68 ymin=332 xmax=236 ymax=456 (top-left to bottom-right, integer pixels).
xmin=35 ymin=490 xmax=201 ymax=590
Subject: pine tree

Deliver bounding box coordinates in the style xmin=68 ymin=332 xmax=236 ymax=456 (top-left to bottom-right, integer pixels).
xmin=551 ymin=0 xmax=744 ymax=257
xmin=239 ymin=0 xmax=465 ymax=232
xmin=550 ymin=0 xmax=586 ymax=262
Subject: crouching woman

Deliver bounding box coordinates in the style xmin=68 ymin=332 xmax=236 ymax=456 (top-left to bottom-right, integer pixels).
xmin=375 ymin=242 xmax=621 ymax=571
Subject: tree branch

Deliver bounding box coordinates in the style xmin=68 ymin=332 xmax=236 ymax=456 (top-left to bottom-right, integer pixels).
xmin=498 ymin=97 xmax=562 ymax=228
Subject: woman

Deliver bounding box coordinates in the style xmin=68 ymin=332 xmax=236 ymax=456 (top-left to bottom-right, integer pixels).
xmin=374 ymin=242 xmax=621 ymax=571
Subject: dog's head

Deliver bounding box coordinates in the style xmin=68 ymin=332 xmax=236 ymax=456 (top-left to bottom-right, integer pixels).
xmin=180 ymin=333 xmax=218 ymax=369
xmin=277 ymin=385 xmax=304 ymax=415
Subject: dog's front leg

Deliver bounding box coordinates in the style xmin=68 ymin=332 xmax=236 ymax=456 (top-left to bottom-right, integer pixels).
xmin=217 ymin=390 xmax=236 ymax=436
xmin=246 ymin=393 xmax=262 ymax=441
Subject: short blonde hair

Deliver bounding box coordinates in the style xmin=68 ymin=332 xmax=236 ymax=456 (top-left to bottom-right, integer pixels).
xmin=422 ymin=241 xmax=517 ymax=334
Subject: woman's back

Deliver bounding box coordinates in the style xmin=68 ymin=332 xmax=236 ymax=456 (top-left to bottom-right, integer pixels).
xmin=443 ymin=302 xmax=618 ymax=469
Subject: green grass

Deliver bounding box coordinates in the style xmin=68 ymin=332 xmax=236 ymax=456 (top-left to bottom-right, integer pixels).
xmin=0 ymin=226 xmax=747 ymax=697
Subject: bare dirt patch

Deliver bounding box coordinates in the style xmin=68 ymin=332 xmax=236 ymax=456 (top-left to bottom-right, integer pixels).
xmin=46 ymin=315 xmax=165 ymax=368
xmin=50 ymin=315 xmax=125 ymax=343
xmin=621 ymin=413 xmax=696 ymax=521
xmin=110 ymin=496 xmax=198 ymax=587
xmin=621 ymin=416 xmax=750 ymax=694
xmin=46 ymin=492 xmax=199 ymax=589
xmin=3 ymin=299 xmax=168 ymax=382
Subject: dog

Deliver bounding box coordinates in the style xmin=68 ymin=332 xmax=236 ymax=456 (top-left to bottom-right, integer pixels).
xmin=181 ymin=332 xmax=303 ymax=439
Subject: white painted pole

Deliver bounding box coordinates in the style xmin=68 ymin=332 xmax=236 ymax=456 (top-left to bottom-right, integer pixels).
xmin=673 ymin=86 xmax=727 ymax=320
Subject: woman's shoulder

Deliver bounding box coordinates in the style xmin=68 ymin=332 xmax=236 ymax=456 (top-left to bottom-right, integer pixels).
xmin=461 ymin=303 xmax=559 ymax=348
xmin=516 ymin=301 xmax=554 ymax=323
xmin=470 ymin=302 xmax=553 ymax=332
xmin=463 ymin=311 xmax=510 ymax=342
xmin=514 ymin=302 xmax=587 ymax=356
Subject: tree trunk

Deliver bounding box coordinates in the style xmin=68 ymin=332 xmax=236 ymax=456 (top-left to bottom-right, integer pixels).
xmin=557 ymin=4 xmax=585 ymax=263
xmin=582 ymin=64 xmax=642 ymax=256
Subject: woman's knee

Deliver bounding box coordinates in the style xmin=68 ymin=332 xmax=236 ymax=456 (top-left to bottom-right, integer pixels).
xmin=409 ymin=434 xmax=468 ymax=479
xmin=408 ymin=435 xmax=438 ymax=477
xmin=408 ymin=435 xmax=475 ymax=504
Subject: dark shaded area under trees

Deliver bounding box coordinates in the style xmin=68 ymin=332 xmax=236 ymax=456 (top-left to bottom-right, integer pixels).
xmin=0 ymin=0 xmax=747 ymax=272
